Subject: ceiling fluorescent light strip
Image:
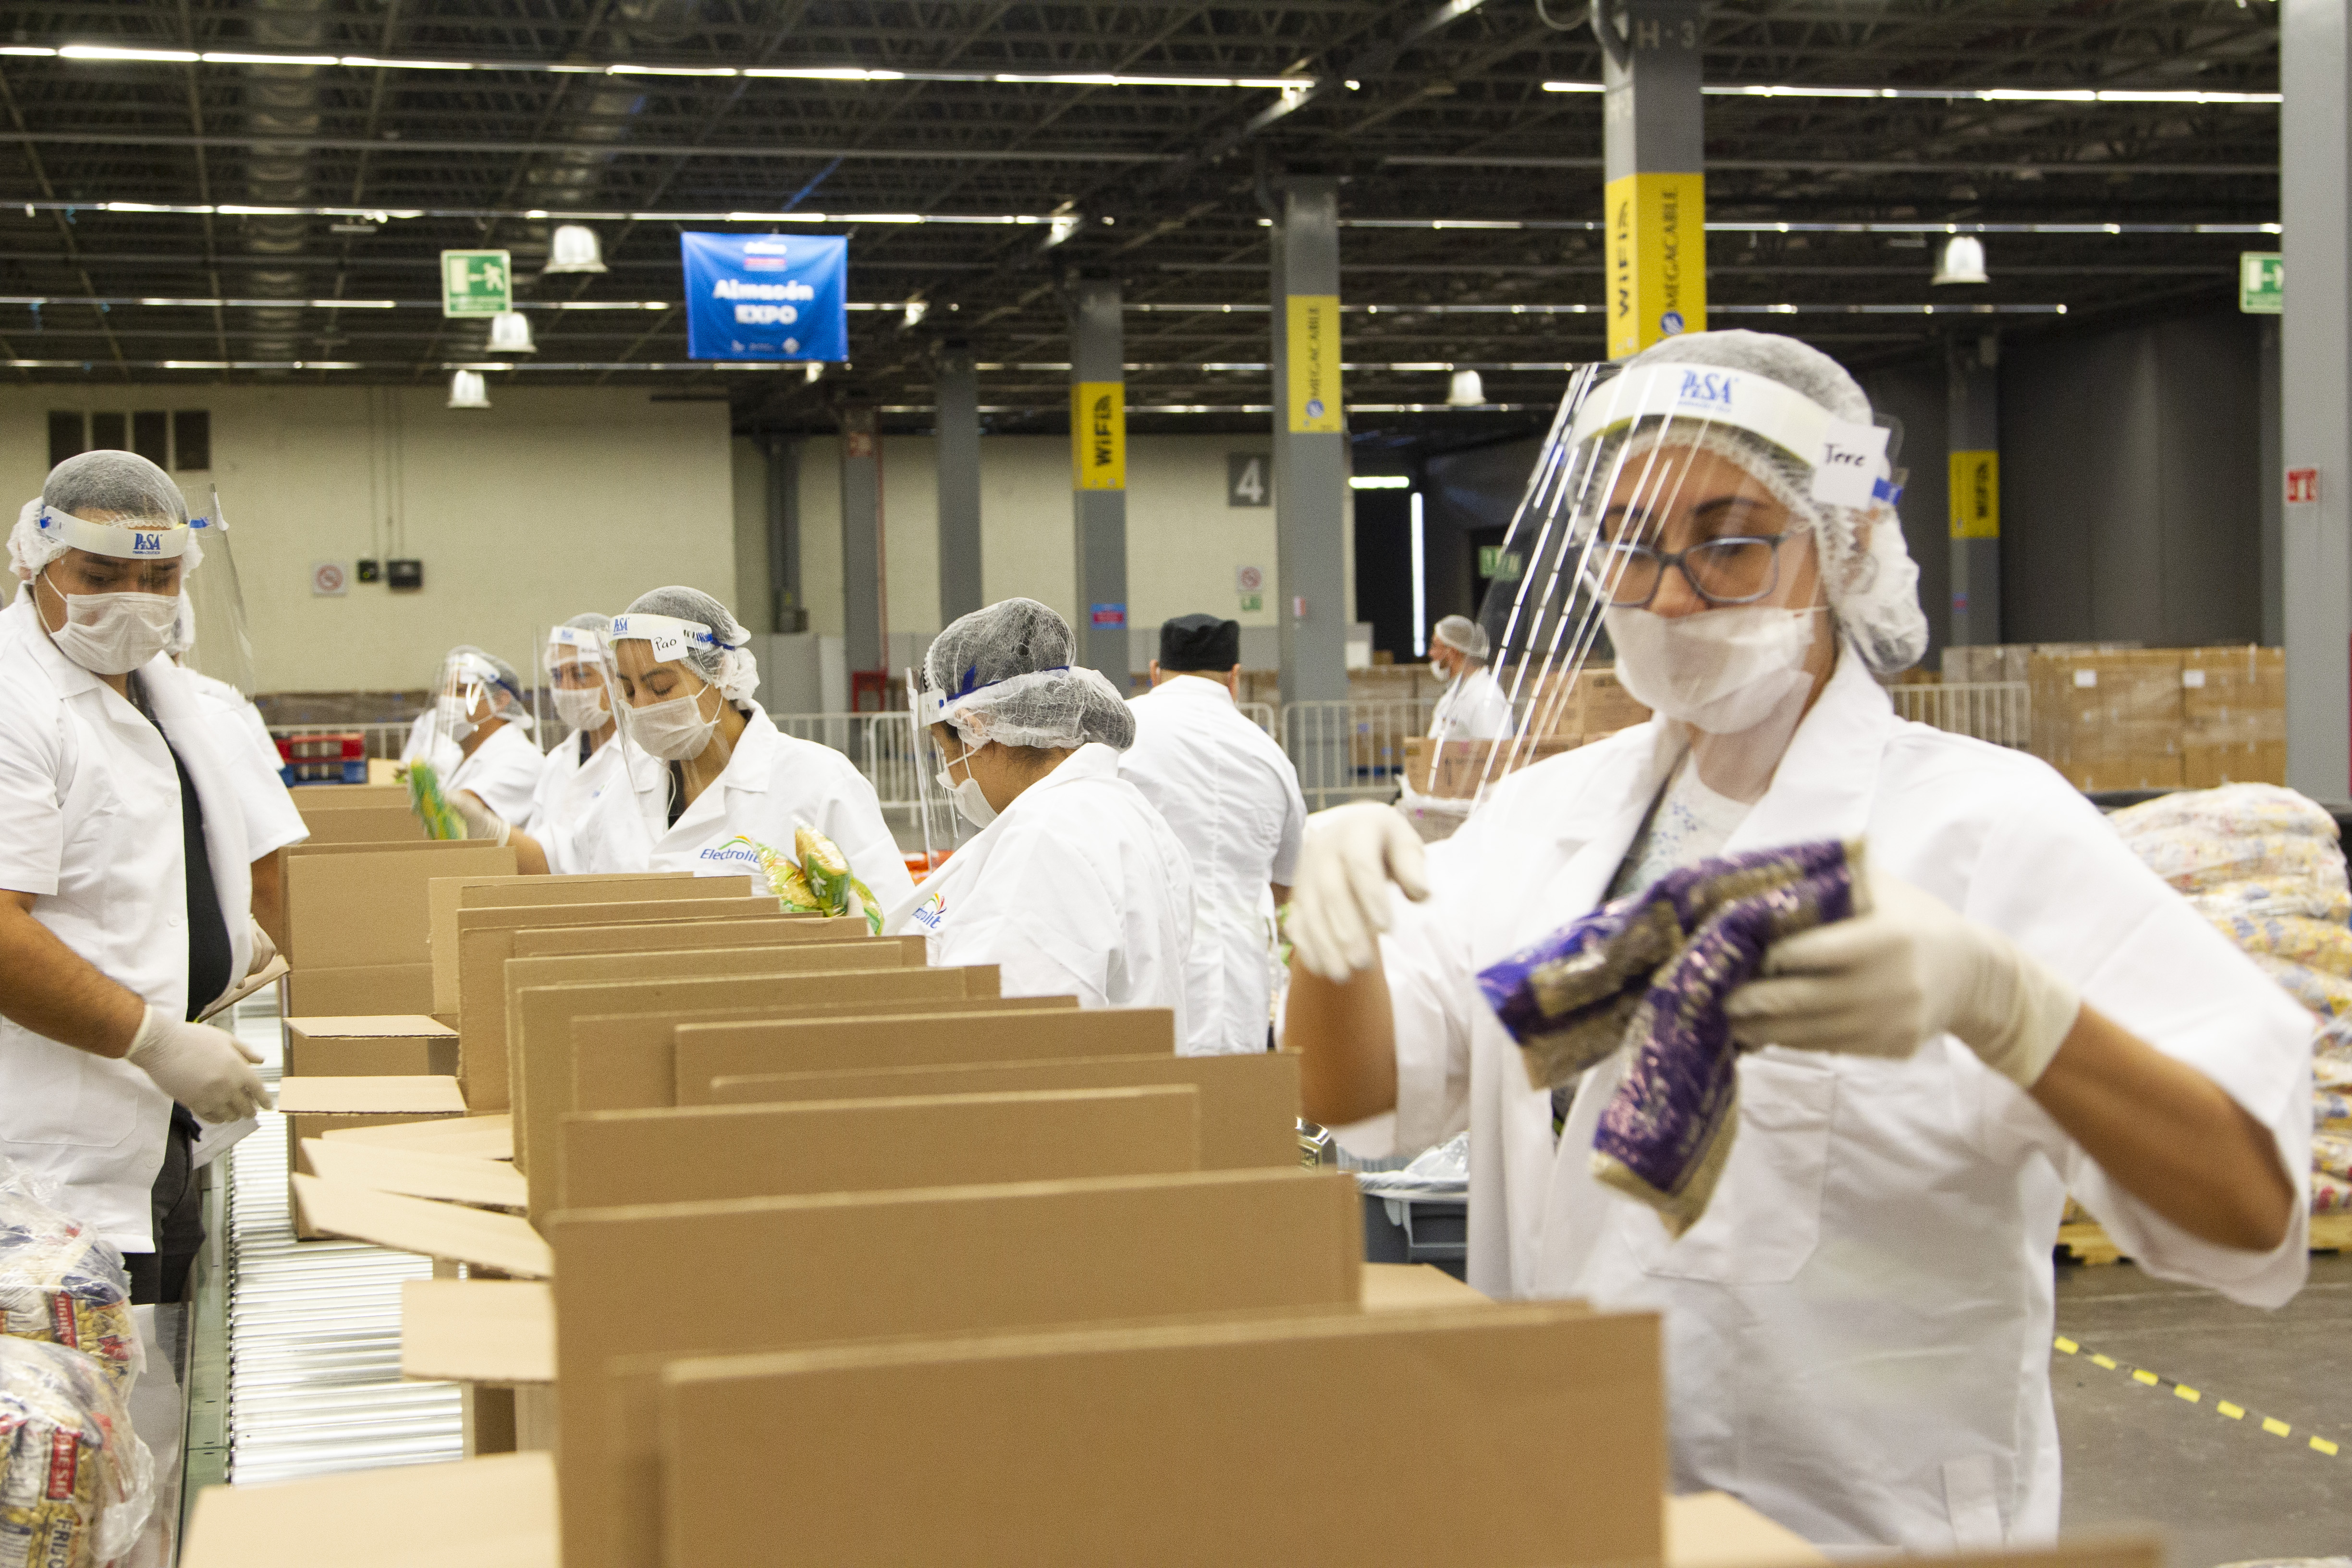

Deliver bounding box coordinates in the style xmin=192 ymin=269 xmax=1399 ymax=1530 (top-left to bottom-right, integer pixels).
xmin=1541 ymin=80 xmax=2278 ymax=105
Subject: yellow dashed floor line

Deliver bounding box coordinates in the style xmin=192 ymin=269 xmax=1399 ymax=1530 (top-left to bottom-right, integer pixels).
xmin=2055 ymin=1336 xmax=2340 ymax=1458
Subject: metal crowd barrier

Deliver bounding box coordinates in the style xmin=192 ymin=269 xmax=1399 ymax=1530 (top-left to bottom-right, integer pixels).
xmin=1887 ymin=681 xmax=2032 ymax=749
xmin=1281 ymin=698 xmax=1440 ymax=812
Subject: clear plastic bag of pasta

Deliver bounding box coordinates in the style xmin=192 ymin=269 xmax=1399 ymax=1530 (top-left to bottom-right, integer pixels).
xmin=0 ymin=1169 xmax=141 ymax=1396
xmin=0 ymin=1335 xmax=154 ymax=1567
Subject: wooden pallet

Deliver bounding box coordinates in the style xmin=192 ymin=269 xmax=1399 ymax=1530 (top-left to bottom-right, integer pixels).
xmin=2055 ymin=1211 xmax=2352 ymax=1266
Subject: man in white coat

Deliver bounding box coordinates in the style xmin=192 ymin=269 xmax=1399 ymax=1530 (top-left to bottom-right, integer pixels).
xmin=0 ymin=452 xmax=271 ymax=1303
xmin=1121 ymin=614 xmax=1305 ymax=1054
xmin=1427 ymin=614 xmax=1514 ymax=742
xmin=1283 ymin=331 xmax=2307 ymax=1552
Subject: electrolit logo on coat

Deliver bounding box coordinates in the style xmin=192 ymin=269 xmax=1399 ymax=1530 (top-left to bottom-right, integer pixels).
xmin=910 ymin=891 xmax=948 ymax=932
xmin=697 ymin=843 xmax=762 ymax=868
xmin=1675 ymin=369 xmax=1734 ymax=408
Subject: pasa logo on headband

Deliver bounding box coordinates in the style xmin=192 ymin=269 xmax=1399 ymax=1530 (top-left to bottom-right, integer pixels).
xmin=1675 ymin=370 xmax=1736 ymax=408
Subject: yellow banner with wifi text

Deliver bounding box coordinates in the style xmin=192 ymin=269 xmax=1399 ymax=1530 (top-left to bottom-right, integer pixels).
xmin=1071 ymin=381 xmax=1126 ymax=490
xmin=1605 ymin=171 xmax=1707 ymax=359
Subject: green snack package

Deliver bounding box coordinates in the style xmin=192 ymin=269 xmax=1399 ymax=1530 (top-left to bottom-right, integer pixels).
xmin=406 ymin=760 xmax=466 ymax=841
xmin=795 ymin=825 xmax=852 ymax=910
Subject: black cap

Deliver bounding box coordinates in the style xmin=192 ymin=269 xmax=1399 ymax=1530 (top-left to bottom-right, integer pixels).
xmin=1159 ymin=613 xmax=1240 ymax=673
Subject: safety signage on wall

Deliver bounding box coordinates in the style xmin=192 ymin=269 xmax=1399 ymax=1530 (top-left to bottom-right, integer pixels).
xmin=1286 ymin=295 xmax=1343 ymax=434
xmin=2240 ymin=252 xmax=2283 ymax=316
xmin=441 ymin=250 xmax=512 ymax=318
xmin=1948 ymin=450 xmax=2000 ymax=539
xmin=311 ymin=561 xmax=348 ymax=597
xmin=1072 ymin=381 xmax=1126 ymax=490
xmin=679 ymin=233 xmax=849 ymax=361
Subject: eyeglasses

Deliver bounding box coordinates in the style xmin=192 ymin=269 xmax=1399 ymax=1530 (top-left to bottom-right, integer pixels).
xmin=1584 ymin=533 xmax=1792 ymax=609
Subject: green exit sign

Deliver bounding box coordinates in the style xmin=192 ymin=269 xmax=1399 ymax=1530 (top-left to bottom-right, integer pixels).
xmin=1477 ymin=545 xmax=1524 ymax=581
xmin=441 ymin=249 xmax=513 ymax=317
xmin=2240 ymin=252 xmax=2282 ymax=315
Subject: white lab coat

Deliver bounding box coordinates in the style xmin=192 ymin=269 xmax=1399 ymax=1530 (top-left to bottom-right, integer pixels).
xmin=181 ymin=668 xmax=309 ymax=858
xmin=565 ymin=707 xmax=915 ymax=913
xmin=523 ymin=727 xmax=601 ymax=840
xmin=447 ymin=721 xmax=545 ymax=828
xmin=1119 ymin=676 xmax=1306 ymax=1054
xmin=886 ymin=744 xmax=1194 ymax=1030
xmin=1429 ymin=663 xmax=1514 ymax=741
xmin=1376 ymin=645 xmax=2312 ymax=1552
xmin=0 ymin=596 xmax=254 ymax=1253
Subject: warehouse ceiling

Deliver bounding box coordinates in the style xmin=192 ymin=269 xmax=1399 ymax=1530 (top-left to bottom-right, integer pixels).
xmin=0 ymin=0 xmax=2281 ymax=448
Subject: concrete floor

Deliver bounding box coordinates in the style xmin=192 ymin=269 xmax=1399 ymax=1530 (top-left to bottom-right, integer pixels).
xmin=2055 ymin=1253 xmax=2352 ymax=1565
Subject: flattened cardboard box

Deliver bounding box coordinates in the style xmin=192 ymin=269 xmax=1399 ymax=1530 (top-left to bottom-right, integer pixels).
xmin=558 ymin=1085 xmax=1200 ymax=1209
xmin=428 ymin=873 xmax=757 ymax=1012
xmin=293 ymin=1173 xmax=551 ymax=1277
xmin=284 ymin=1014 xmax=459 ymax=1078
xmin=327 ymin=1112 xmax=514 ymax=1162
xmin=570 ymin=997 xmax=1078 ymax=1119
xmin=461 ymin=924 xmax=887 ymax=1110
xmin=658 ymin=1304 xmax=1659 ymax=1568
xmin=671 ymin=1006 xmax=1174 ymax=1102
xmin=181 ymin=1451 xmax=560 ymax=1568
xmin=284 ymin=844 xmax=516 ymax=969
xmin=550 ymin=1166 xmax=1361 ymax=1568
xmin=303 ymin=1136 xmax=528 ymax=1211
xmin=699 ymin=1049 xmax=1300 ymax=1172
xmin=510 ymin=965 xmax=986 ymax=1217
xmin=278 ymin=1075 xmax=467 ymax=1238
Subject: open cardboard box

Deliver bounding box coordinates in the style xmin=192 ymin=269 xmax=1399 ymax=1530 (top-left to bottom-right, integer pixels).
xmin=277 ymin=1076 xmax=467 ymax=1237
xmin=508 ymin=965 xmax=993 ymax=1215
xmin=428 ymin=872 xmax=763 ymax=1012
xmin=697 ymin=1048 xmax=1302 ymax=1171
xmin=281 ymin=844 xmax=517 ymax=1013
xmin=303 ymin=1137 xmax=528 ymax=1211
xmin=557 ymin=1085 xmax=1201 ymax=1209
xmin=284 ymin=1015 xmax=459 ymax=1078
xmin=289 ymin=805 xmax=426 ymax=845
xmin=289 ymin=782 xmax=411 ymax=811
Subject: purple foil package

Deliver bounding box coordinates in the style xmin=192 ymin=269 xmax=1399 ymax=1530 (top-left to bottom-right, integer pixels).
xmin=1477 ymin=838 xmax=1867 ymax=1234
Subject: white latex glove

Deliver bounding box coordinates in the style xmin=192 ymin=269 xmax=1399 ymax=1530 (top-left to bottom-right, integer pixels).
xmin=1725 ymin=867 xmax=2081 ymax=1088
xmin=245 ymin=917 xmax=277 ymax=978
xmin=453 ymin=789 xmax=511 ymax=847
xmin=1287 ymin=802 xmax=1432 ymax=983
xmin=124 ymin=1005 xmax=271 ymax=1124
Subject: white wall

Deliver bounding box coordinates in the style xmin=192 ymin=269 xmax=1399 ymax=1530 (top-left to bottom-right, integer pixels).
xmin=0 ymin=384 xmax=735 ymax=692
xmin=792 ymin=431 xmax=1355 ymax=658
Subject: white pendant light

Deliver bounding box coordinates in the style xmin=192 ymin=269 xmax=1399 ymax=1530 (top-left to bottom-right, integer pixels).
xmin=487 ymin=311 xmax=536 ymax=353
xmin=1446 ymin=368 xmax=1486 ymax=406
xmin=544 ymin=223 xmax=607 ymax=274
xmin=1932 ymin=234 xmax=1989 ymax=286
xmin=447 ymin=369 xmax=491 ymax=409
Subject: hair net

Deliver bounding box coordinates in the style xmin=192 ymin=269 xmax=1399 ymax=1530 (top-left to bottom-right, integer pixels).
xmin=1431 ymin=614 xmax=1490 ymax=661
xmin=620 ymin=586 xmax=760 ymax=704
xmin=10 ymin=451 xmax=200 ymax=583
xmin=925 ymin=597 xmax=1136 ymax=751
xmin=1605 ymin=330 xmax=1928 ymax=674
xmin=439 ymin=644 xmax=535 ymax=729
xmin=553 ymin=611 xmax=615 ymax=665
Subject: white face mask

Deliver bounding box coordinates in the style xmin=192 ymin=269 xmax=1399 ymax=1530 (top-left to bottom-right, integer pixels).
xmin=553 ymin=685 xmax=609 ymax=732
xmin=1604 ymin=603 xmax=1823 ymax=735
xmin=623 ymin=684 xmax=720 ymax=762
xmin=935 ymin=747 xmax=997 ymax=829
xmin=39 ymin=570 xmax=182 ymax=676
xmin=435 ymin=693 xmax=478 ymax=744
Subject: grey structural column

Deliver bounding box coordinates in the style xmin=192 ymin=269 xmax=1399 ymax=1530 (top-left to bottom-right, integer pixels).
xmin=2259 ymin=315 xmax=2284 ymax=648
xmin=2283 ymin=0 xmax=2351 ymax=802
xmin=764 ymin=436 xmax=803 ymax=633
xmin=1599 ymin=0 xmax=1707 ymax=359
xmin=1068 ymin=278 xmax=1128 ymax=682
xmin=936 ymin=343 xmax=983 ymax=628
xmin=1946 ymin=333 xmax=2001 ymax=648
xmin=837 ymin=404 xmax=883 ymax=678
xmin=1271 ymin=175 xmax=1348 ymax=725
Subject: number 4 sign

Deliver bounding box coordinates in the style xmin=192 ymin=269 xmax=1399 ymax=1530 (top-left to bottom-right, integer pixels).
xmin=1227 ymin=453 xmax=1271 ymax=506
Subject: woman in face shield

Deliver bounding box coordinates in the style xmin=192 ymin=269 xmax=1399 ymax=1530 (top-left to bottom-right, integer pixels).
xmin=1281 ymin=331 xmax=2307 ymax=1551
xmin=886 ymin=598 xmax=1195 ymax=1025
xmin=414 ymin=645 xmax=545 ymax=830
xmin=520 ymin=614 xmax=618 ymax=858
xmin=457 ymin=588 xmax=915 ymax=907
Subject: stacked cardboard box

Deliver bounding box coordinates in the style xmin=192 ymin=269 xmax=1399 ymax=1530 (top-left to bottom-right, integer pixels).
xmin=1400 ymin=664 xmax=1650 ymax=799
xmin=2028 ymin=648 xmax=2186 ymax=791
xmin=2183 ymin=645 xmax=2286 ymax=787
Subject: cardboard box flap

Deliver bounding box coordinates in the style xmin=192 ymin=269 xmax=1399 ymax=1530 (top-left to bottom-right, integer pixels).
xmin=286 ymin=845 xmax=515 ymax=969
xmin=325 ymin=1113 xmax=514 ymax=1162
xmin=1665 ymin=1493 xmax=1827 ymax=1568
xmin=673 ymin=1006 xmax=1172 ymax=1096
xmin=181 ymin=1452 xmax=556 ymax=1568
xmin=699 ymin=1049 xmax=1301 ymax=1171
xmin=509 ymin=917 xmax=865 ymax=958
xmin=654 ymin=1304 xmax=1659 ymax=1568
xmin=558 ymin=1085 xmax=1200 ymax=1210
xmin=429 ymin=873 xmax=750 ymax=1012
xmin=286 ymin=1015 xmax=458 ymax=1040
xmin=276 ymin=1075 xmax=469 ymax=1115
xmin=401 ymin=1279 xmax=556 ymax=1384
xmin=293 ymin=1174 xmax=551 ymax=1277
xmin=291 ymin=782 xmax=411 ymax=811
xmin=303 ymin=1138 xmax=529 ymax=1211
xmin=1360 ymin=1262 xmax=1487 ymax=1311
xmin=283 ymin=964 xmax=440 ymax=1020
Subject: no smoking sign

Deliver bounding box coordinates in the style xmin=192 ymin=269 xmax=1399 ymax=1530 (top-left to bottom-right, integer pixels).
xmin=311 ymin=561 xmax=348 ymax=597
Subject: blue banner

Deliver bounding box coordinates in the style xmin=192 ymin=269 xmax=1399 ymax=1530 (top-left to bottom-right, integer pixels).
xmin=680 ymin=232 xmax=848 ymax=362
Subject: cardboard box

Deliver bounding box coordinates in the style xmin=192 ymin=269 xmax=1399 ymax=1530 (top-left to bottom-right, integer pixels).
xmin=283 ymin=844 xmax=517 ymax=970
xmin=672 ymin=1007 xmax=1173 ymax=1102
xmin=288 ymin=782 xmax=412 ymax=813
xmin=284 ymin=963 xmax=441 ymax=1017
xmin=462 ymin=925 xmax=890 ymax=1109
xmin=698 ymin=1048 xmax=1300 ymax=1172
xmin=278 ymin=1075 xmax=467 ymax=1237
xmin=510 ymin=967 xmax=991 ymax=1216
xmin=284 ymin=1015 xmax=459 ymax=1078
xmin=657 ymin=1303 xmax=1656 ymax=1568
xmin=551 ymin=1167 xmax=1362 ymax=1568
xmin=2182 ymin=644 xmax=2286 ymax=787
xmin=428 ymin=874 xmax=759 ymax=1011
xmin=2028 ymin=648 xmax=2185 ymax=791
xmin=303 ymin=1137 xmax=528 ymax=1211
xmin=559 ymin=1085 xmax=1200 ymax=1209
xmin=326 ymin=1113 xmax=513 ymax=1162
xmin=293 ymin=805 xmax=427 ymax=845
xmin=401 ymin=1280 xmax=554 ymax=1384
xmin=1401 ymin=735 xmax=1579 ymax=799
xmin=181 ymin=1452 xmax=559 ymax=1568
xmin=292 ymin=1173 xmax=551 ymax=1275
xmin=1666 ymin=1493 xmax=1825 ymax=1568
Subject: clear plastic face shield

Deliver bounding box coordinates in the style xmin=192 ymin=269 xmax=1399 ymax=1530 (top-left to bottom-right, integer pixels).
xmin=28 ymin=505 xmax=192 ymax=677
xmin=608 ymin=612 xmax=729 ymax=772
xmin=1431 ymin=358 xmax=1905 ymax=808
xmin=429 ymin=649 xmax=527 ymax=761
xmin=175 ymin=488 xmax=254 ymax=694
xmin=906 ymin=671 xmax=973 ymax=867
xmin=542 ymin=626 xmax=618 ymax=745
